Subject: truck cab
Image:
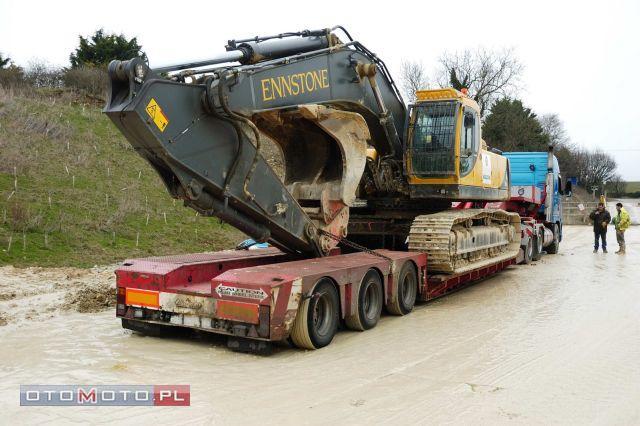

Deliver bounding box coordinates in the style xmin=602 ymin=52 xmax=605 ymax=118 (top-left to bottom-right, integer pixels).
xmin=503 ymin=149 xmax=563 ymax=257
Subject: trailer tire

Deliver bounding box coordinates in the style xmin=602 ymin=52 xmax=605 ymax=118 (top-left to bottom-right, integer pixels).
xmin=532 ymin=230 xmax=543 ymax=261
xmin=547 ymin=224 xmax=560 ymax=254
xmin=290 ymin=278 xmax=339 ymax=350
xmin=345 ymin=269 xmax=384 ymax=331
xmin=387 ymin=261 xmax=418 ymax=316
xmin=522 ymin=238 xmax=533 ymax=264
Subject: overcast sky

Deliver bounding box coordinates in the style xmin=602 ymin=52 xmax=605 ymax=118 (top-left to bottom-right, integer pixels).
xmin=1 ymin=0 xmax=639 ymax=180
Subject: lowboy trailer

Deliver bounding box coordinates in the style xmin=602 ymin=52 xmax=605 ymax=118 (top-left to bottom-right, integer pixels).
xmin=116 ymin=248 xmax=517 ymax=352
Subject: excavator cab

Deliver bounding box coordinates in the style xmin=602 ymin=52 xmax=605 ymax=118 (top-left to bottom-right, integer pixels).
xmin=405 ymin=88 xmax=509 ymax=201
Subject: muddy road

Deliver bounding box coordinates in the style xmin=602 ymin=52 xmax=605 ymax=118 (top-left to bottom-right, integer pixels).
xmin=1 ymin=226 xmax=639 ymax=424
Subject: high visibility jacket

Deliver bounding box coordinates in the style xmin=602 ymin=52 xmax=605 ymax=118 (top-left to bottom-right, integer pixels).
xmin=612 ymin=208 xmax=631 ymax=231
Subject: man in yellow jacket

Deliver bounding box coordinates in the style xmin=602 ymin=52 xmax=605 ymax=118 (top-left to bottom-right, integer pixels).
xmin=612 ymin=202 xmax=631 ymax=254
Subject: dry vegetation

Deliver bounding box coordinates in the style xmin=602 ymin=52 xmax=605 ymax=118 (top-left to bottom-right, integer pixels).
xmin=0 ymin=86 xmax=242 ymax=267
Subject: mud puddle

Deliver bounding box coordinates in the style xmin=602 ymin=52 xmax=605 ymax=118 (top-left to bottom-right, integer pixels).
xmin=1 ymin=226 xmax=639 ymax=424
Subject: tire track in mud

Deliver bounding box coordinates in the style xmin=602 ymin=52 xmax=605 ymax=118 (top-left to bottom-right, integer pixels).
xmin=0 ymin=226 xmax=639 ymax=424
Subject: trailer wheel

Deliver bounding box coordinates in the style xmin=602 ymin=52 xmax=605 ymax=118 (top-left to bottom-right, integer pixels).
xmin=547 ymin=224 xmax=560 ymax=254
xmin=345 ymin=269 xmax=384 ymax=331
xmin=387 ymin=261 xmax=418 ymax=316
xmin=290 ymin=278 xmax=339 ymax=350
xmin=522 ymin=238 xmax=533 ymax=264
xmin=532 ymin=230 xmax=543 ymax=261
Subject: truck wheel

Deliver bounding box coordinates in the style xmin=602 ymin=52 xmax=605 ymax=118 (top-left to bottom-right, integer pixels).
xmin=522 ymin=238 xmax=533 ymax=264
xmin=387 ymin=261 xmax=418 ymax=316
xmin=547 ymin=224 xmax=560 ymax=254
xmin=290 ymin=278 xmax=339 ymax=350
xmin=532 ymin=231 xmax=543 ymax=261
xmin=346 ymin=269 xmax=384 ymax=331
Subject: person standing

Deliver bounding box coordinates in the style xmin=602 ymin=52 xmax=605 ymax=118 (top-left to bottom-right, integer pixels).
xmin=589 ymin=203 xmax=611 ymax=253
xmin=565 ymin=180 xmax=573 ymax=198
xmin=612 ymin=202 xmax=631 ymax=254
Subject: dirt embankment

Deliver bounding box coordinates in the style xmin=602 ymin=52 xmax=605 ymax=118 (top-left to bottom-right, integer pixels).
xmin=0 ymin=265 xmax=116 ymax=326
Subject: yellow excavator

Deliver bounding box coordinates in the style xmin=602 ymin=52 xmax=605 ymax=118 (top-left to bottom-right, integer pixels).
xmin=104 ymin=27 xmax=520 ymax=275
xmin=353 ymin=87 xmax=519 ymax=273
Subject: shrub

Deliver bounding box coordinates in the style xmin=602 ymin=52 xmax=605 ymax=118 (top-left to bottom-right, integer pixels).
xmin=63 ymin=66 xmax=108 ymax=100
xmin=24 ymin=60 xmax=64 ymax=88
xmin=0 ymin=65 xmax=26 ymax=88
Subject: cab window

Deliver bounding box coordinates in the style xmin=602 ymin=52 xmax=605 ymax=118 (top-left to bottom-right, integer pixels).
xmin=409 ymin=101 xmax=458 ymax=176
xmin=460 ymin=107 xmax=479 ymax=176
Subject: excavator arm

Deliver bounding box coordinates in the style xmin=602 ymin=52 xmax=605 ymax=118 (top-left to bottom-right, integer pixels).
xmin=104 ymin=27 xmax=405 ymax=257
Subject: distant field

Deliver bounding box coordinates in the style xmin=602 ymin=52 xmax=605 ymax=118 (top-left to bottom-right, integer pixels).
xmin=0 ymin=88 xmax=242 ymax=267
xmin=625 ymin=181 xmax=640 ymax=193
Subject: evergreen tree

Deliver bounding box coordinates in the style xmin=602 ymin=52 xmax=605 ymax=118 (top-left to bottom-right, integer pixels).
xmin=69 ymin=29 xmax=145 ymax=68
xmin=0 ymin=53 xmax=11 ymax=69
xmin=482 ymin=98 xmax=549 ymax=151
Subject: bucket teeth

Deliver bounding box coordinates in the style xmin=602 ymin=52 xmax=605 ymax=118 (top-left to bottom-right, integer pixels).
xmin=408 ymin=209 xmax=521 ymax=274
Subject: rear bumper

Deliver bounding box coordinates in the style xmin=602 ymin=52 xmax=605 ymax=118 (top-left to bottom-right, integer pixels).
xmin=115 ymin=249 xmax=300 ymax=342
xmin=117 ymin=280 xmax=301 ymax=342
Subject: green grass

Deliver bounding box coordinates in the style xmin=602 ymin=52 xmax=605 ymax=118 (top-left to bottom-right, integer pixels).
xmin=0 ymin=89 xmax=242 ymax=267
xmin=624 ymin=182 xmax=640 ymax=193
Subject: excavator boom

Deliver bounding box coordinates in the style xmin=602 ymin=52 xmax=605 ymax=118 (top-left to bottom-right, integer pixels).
xmin=104 ymin=28 xmax=405 ymax=256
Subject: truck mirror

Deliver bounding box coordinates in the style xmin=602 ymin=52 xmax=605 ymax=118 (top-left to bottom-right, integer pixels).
xmin=558 ymin=176 xmax=563 ymax=195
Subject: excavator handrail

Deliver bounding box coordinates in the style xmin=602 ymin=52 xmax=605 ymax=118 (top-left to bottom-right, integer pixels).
xmin=160 ymin=35 xmax=405 ymax=113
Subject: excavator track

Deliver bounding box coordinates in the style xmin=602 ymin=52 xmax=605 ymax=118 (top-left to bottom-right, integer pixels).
xmin=408 ymin=209 xmax=521 ymax=274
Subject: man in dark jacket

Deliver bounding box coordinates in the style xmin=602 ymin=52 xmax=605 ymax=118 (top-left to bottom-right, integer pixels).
xmin=589 ymin=203 xmax=611 ymax=253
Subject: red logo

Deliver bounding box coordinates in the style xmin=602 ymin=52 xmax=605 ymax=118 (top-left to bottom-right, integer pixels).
xmin=153 ymin=385 xmax=190 ymax=406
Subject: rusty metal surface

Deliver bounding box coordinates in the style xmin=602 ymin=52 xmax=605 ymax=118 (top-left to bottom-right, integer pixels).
xmin=212 ymin=250 xmax=426 ymax=340
xmin=115 ymin=248 xmax=292 ymax=292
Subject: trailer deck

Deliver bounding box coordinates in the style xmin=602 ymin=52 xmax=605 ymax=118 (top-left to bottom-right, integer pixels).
xmin=115 ymin=247 xmax=518 ymax=351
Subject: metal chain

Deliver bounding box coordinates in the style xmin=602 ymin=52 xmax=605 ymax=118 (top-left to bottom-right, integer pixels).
xmin=317 ymin=229 xmax=394 ymax=264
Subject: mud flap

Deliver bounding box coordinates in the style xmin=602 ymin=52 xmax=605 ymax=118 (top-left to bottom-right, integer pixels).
xmin=227 ymin=336 xmax=272 ymax=355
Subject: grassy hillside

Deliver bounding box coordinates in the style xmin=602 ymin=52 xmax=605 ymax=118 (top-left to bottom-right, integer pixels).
xmin=0 ymin=88 xmax=242 ymax=267
xmin=624 ymin=181 xmax=640 ymax=193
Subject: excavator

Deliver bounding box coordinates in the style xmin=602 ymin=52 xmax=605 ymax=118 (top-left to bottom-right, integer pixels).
xmin=104 ymin=26 xmax=519 ymax=276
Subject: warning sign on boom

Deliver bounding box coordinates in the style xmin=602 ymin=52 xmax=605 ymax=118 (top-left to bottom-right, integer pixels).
xmin=145 ymin=98 xmax=169 ymax=132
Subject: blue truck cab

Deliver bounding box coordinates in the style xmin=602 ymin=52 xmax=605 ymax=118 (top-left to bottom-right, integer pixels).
xmin=503 ymin=149 xmax=563 ymax=253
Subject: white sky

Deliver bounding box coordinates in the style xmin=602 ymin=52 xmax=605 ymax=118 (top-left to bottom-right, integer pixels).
xmin=1 ymin=0 xmax=639 ymax=180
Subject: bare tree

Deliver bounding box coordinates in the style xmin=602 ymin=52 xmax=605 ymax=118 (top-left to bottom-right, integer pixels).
xmin=436 ymin=47 xmax=523 ymax=116
xmin=24 ymin=59 xmax=64 ymax=88
xmin=580 ymin=149 xmax=618 ymax=189
xmin=539 ymin=113 xmax=569 ymax=147
xmin=400 ymin=60 xmax=429 ymax=103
